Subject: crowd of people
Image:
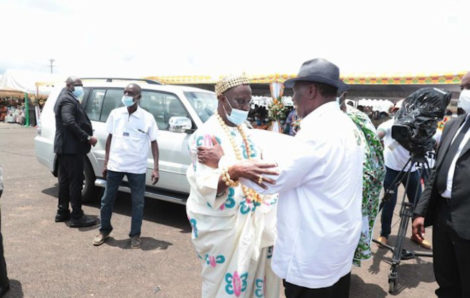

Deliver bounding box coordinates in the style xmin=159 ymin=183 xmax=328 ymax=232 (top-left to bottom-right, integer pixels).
xmin=248 ymin=96 xmax=395 ymax=137
xmin=19 ymin=59 xmax=469 ymax=298
xmin=0 ymin=98 xmax=43 ymax=126
xmin=0 ymin=105 xmax=26 ymax=125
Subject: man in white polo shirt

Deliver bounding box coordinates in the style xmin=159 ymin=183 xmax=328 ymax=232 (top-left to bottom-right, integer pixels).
xmin=93 ymin=83 xmax=159 ymax=249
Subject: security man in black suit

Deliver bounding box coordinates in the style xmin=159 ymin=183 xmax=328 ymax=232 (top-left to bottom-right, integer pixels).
xmin=53 ymin=77 xmax=97 ymax=227
xmin=413 ymin=71 xmax=470 ymax=298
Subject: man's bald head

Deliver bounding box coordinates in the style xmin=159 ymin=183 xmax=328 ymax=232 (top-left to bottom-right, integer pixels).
xmin=126 ymin=83 xmax=142 ymax=95
xmin=461 ymin=71 xmax=470 ymax=90
xmin=124 ymin=83 xmax=141 ymax=98
xmin=65 ymin=76 xmax=82 ymax=91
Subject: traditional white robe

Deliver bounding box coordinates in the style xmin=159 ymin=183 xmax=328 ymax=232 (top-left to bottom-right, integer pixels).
xmin=186 ymin=115 xmax=280 ymax=298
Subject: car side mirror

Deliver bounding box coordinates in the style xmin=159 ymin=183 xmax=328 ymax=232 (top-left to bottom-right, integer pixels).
xmin=169 ymin=116 xmax=192 ymax=133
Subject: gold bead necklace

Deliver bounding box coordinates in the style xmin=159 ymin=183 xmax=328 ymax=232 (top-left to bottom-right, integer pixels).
xmin=216 ymin=113 xmax=264 ymax=204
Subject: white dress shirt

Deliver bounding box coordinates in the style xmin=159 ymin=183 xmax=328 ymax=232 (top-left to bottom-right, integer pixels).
xmin=106 ymin=106 xmax=158 ymax=174
xmin=244 ymin=102 xmax=364 ymax=289
xmin=441 ymin=115 xmax=470 ymax=199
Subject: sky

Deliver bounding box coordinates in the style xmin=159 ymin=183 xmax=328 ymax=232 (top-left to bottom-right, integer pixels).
xmin=0 ymin=0 xmax=469 ymax=78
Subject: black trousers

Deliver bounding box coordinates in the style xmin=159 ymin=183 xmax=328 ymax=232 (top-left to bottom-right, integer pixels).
xmin=433 ymin=200 xmax=470 ymax=298
xmin=57 ymin=154 xmax=84 ymax=219
xmin=283 ymin=272 xmax=351 ymax=298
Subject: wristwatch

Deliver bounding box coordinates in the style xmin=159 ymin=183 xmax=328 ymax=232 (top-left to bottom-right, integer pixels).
xmin=87 ymin=136 xmax=91 ymax=141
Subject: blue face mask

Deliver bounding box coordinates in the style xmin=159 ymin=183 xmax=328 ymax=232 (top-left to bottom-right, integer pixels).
xmin=224 ymin=96 xmax=249 ymax=126
xmin=72 ymin=86 xmax=84 ymax=100
xmin=121 ymin=95 xmax=135 ymax=107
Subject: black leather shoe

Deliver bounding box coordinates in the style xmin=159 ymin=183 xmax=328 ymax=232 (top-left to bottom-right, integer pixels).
xmin=69 ymin=215 xmax=97 ymax=228
xmin=55 ymin=212 xmax=71 ymax=222
xmin=0 ymin=284 xmax=10 ymax=297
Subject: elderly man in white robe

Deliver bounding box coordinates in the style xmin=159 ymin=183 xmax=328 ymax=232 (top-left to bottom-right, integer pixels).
xmin=186 ymin=75 xmax=281 ymax=298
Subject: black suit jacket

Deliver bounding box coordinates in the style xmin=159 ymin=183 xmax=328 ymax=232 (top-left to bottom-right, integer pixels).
xmin=414 ymin=114 xmax=470 ymax=239
xmin=53 ymin=89 xmax=92 ymax=155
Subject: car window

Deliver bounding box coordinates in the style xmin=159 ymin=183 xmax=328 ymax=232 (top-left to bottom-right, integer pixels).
xmin=100 ymin=89 xmax=123 ymax=122
xmin=184 ymin=91 xmax=217 ymax=122
xmin=140 ymin=90 xmax=190 ymax=131
xmin=85 ymin=89 xmax=106 ymax=121
xmin=80 ymin=88 xmax=91 ymax=108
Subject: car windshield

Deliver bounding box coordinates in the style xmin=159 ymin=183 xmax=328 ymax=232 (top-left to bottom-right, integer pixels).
xmin=184 ymin=91 xmax=218 ymax=123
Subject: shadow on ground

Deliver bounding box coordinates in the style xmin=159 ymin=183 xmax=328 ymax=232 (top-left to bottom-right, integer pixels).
xmin=392 ymin=261 xmax=435 ymax=294
xmin=41 ymin=186 xmax=59 ymax=198
xmin=367 ymin=239 xmax=435 ymax=295
xmin=350 ymin=274 xmax=387 ymax=298
xmin=368 ymin=247 xmax=387 ymax=275
xmin=5 ymin=279 xmax=23 ymax=298
xmin=103 ymin=236 xmax=172 ymax=251
xmin=42 ymin=185 xmax=191 ymax=233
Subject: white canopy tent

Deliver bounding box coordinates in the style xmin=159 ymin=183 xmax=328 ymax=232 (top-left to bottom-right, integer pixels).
xmin=0 ymin=69 xmax=65 ymax=126
xmin=0 ymin=69 xmax=65 ymax=97
xmin=356 ymin=98 xmax=394 ymax=112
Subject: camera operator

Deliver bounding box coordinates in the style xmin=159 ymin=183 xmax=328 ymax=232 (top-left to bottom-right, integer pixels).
xmin=376 ymin=115 xmax=431 ymax=249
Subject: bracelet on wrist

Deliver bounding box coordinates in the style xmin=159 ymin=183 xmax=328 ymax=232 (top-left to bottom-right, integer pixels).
xmin=222 ymin=167 xmax=239 ymax=187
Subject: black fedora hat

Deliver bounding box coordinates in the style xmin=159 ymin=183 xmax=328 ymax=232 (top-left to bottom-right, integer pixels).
xmin=284 ymin=58 xmax=349 ymax=92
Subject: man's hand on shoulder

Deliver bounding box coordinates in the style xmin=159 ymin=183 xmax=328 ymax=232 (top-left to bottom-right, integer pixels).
xmin=197 ymin=136 xmax=224 ymax=168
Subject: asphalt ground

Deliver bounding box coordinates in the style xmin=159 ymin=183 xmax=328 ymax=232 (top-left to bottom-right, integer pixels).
xmin=0 ymin=123 xmax=437 ymax=297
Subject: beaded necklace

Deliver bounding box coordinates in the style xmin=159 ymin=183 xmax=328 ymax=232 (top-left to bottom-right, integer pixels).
xmin=216 ymin=113 xmax=264 ymax=204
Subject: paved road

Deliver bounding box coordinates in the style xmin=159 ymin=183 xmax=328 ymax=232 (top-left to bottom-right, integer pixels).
xmin=0 ymin=123 xmax=436 ymax=297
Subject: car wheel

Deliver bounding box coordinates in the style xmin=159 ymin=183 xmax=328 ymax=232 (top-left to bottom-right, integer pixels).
xmin=82 ymin=159 xmax=100 ymax=203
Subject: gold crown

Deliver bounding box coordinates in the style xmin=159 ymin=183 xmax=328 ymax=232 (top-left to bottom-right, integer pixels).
xmin=215 ymin=75 xmax=250 ymax=96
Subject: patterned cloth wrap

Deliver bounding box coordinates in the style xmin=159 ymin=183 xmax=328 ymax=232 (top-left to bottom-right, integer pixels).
xmin=346 ymin=106 xmax=386 ymax=266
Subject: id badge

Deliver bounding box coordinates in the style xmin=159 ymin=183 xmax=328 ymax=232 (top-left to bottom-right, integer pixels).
xmin=123 ymin=132 xmax=129 ymax=137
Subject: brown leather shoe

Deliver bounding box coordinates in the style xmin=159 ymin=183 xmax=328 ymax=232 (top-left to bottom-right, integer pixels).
xmin=377 ymin=236 xmax=388 ymax=247
xmin=411 ymin=236 xmax=432 ymax=249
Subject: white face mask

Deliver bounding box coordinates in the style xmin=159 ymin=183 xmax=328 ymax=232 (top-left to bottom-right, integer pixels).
xmin=121 ymin=95 xmax=135 ymax=107
xmin=458 ymin=89 xmax=470 ymax=113
xmin=72 ymin=86 xmax=84 ymax=101
xmin=223 ymin=96 xmax=249 ymax=126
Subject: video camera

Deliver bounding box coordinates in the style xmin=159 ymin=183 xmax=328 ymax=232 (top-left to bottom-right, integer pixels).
xmin=391 ymin=88 xmax=451 ymax=157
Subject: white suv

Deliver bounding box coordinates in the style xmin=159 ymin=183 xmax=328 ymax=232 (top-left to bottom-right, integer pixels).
xmin=34 ymin=78 xmax=218 ymax=204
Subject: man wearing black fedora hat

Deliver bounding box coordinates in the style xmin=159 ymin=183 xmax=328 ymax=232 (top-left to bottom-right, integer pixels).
xmin=236 ymin=58 xmax=364 ymax=297
xmin=196 ymin=58 xmax=364 ymax=297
